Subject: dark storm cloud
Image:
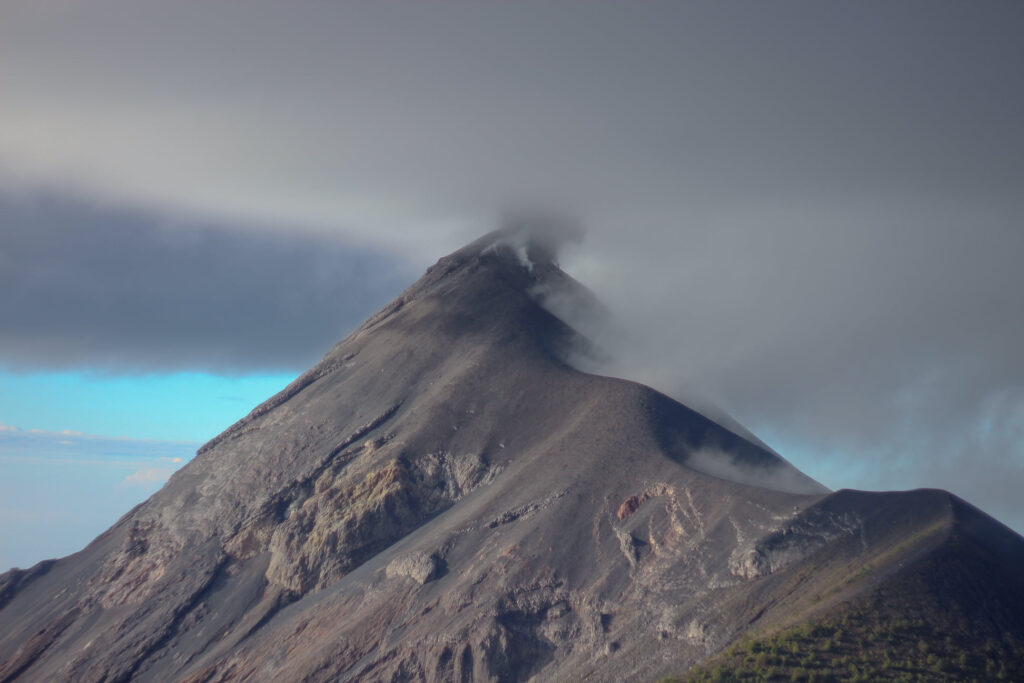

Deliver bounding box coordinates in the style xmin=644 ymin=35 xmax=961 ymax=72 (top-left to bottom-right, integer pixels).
xmin=0 ymin=191 xmax=413 ymax=372
xmin=1 ymin=1 xmax=1022 ymax=528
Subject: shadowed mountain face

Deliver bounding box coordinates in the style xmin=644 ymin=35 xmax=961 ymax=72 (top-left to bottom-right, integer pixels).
xmin=1 ymin=229 xmax=1021 ymax=682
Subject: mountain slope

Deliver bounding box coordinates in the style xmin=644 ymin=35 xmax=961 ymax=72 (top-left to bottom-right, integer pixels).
xmin=678 ymin=491 xmax=1024 ymax=681
xmin=0 ymin=229 xmax=1020 ymax=682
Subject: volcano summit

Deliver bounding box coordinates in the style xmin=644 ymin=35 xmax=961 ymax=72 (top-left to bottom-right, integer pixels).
xmin=1 ymin=229 xmax=1022 ymax=681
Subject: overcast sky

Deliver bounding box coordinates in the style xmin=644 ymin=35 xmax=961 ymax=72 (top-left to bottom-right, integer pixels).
xmin=1 ymin=1 xmax=1022 ymax=566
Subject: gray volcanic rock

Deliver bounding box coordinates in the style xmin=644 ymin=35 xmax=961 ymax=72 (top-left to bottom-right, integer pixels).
xmin=1 ymin=228 xmax=1022 ymax=682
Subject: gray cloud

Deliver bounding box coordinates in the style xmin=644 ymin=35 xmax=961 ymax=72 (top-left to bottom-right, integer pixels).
xmin=3 ymin=2 xmax=1020 ymax=253
xmin=560 ymin=214 xmax=1024 ymax=532
xmin=1 ymin=2 xmax=1022 ymax=530
xmin=0 ymin=191 xmax=413 ymax=372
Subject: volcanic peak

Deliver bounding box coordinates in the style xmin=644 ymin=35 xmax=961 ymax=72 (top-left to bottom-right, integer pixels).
xmin=1 ymin=229 xmax=1022 ymax=682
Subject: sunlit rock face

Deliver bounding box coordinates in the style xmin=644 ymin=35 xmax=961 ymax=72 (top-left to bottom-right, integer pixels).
xmin=1 ymin=228 xmax=1022 ymax=682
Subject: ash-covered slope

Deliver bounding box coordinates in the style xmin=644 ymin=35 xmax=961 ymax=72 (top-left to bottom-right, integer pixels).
xmin=0 ymin=229 xmax=1020 ymax=682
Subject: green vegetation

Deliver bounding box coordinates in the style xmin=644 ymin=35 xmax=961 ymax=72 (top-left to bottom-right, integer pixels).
xmin=663 ymin=609 xmax=1023 ymax=682
xmin=681 ymin=619 xmax=1020 ymax=681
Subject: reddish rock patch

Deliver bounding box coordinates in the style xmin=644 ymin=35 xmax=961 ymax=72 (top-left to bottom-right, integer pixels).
xmin=617 ymin=494 xmax=645 ymax=520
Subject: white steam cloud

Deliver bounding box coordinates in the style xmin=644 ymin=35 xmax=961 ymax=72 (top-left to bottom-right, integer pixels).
xmin=685 ymin=447 xmax=829 ymax=496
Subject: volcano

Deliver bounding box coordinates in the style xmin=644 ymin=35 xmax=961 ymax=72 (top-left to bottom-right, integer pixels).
xmin=2 ymin=229 xmax=1023 ymax=681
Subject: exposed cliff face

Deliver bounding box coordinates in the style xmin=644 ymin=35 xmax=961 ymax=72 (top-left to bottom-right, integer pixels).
xmin=1 ymin=229 xmax=1021 ymax=682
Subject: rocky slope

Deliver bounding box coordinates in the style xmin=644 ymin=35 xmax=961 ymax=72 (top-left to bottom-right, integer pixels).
xmin=1 ymin=228 xmax=1021 ymax=682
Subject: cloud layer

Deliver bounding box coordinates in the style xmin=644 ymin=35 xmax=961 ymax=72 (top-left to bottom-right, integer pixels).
xmin=3 ymin=2 xmax=1019 ymax=254
xmin=0 ymin=191 xmax=413 ymax=372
